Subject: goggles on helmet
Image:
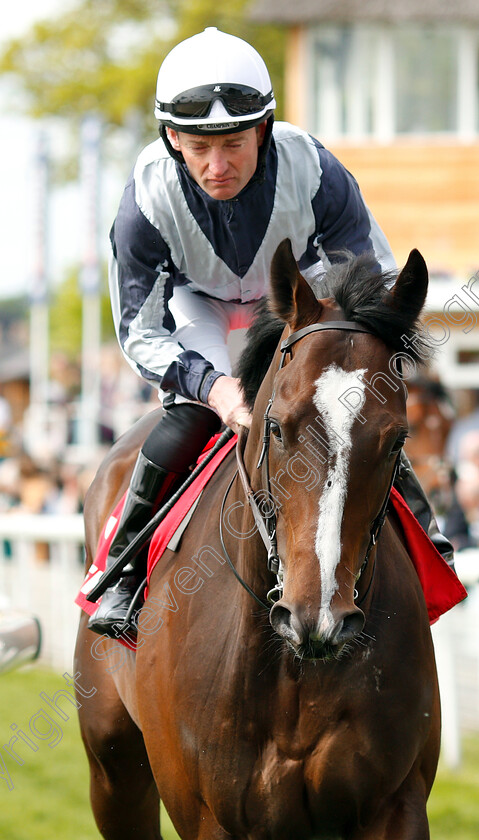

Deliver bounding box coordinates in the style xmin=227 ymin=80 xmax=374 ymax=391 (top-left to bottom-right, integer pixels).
xmin=157 ymin=84 xmax=274 ymax=120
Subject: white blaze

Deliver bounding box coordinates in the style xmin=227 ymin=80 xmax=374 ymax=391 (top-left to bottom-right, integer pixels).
xmin=312 ymin=364 xmax=366 ymax=632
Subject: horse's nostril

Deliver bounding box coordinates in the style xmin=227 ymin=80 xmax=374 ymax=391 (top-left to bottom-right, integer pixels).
xmin=333 ymin=610 xmax=365 ymax=645
xmin=270 ymin=603 xmax=305 ymax=646
xmin=271 ymin=603 xmax=365 ymax=653
xmin=270 ymin=604 xmax=292 ymax=633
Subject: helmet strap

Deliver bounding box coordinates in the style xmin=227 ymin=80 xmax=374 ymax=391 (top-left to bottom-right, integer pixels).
xmin=160 ymin=124 xmax=185 ymax=165
xmin=255 ymin=114 xmax=274 ymax=185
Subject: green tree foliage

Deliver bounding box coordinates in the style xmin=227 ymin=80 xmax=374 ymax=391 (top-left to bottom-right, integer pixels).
xmin=0 ymin=0 xmax=285 ymax=138
xmin=49 ymin=269 xmax=114 ymax=359
xmin=0 ymin=0 xmax=285 ymax=339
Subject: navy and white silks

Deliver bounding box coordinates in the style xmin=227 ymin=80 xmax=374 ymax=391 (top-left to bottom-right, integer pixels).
xmin=109 ymin=121 xmax=395 ymax=405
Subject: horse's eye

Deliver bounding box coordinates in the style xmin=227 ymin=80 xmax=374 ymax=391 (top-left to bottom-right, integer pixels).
xmin=269 ymin=420 xmax=283 ymax=441
xmin=391 ymin=432 xmax=409 ymax=455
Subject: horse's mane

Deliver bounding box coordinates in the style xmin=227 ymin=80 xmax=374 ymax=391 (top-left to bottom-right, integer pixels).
xmin=234 ymin=300 xmax=284 ymax=411
xmin=236 ymin=252 xmax=433 ymax=411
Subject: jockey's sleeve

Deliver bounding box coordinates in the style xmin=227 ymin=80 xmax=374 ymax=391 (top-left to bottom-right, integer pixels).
xmin=109 ymin=179 xmax=219 ymax=401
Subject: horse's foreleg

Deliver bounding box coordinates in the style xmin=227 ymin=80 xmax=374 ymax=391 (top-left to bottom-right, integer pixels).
xmin=82 ymin=729 xmax=162 ymax=840
xmin=352 ymin=773 xmax=431 ymax=840
xmin=194 ymin=805 xmax=234 ymax=840
xmin=75 ymin=618 xmax=162 ymax=839
xmin=354 ymin=809 xmax=429 ymax=840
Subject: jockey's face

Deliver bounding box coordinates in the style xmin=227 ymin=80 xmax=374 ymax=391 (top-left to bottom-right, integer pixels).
xmin=167 ymin=122 xmax=267 ymax=200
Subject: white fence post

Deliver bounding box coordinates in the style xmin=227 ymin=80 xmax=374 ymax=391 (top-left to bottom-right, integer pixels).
xmin=0 ymin=514 xmax=85 ymax=671
xmin=432 ymin=609 xmax=462 ymax=768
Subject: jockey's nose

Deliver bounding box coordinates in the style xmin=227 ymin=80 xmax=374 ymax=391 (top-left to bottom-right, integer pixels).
xmin=270 ymin=600 xmax=365 ymax=656
xmin=208 ymin=148 xmax=229 ymax=177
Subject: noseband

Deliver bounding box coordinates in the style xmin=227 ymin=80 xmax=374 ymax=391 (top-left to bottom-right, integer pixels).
xmin=221 ymin=320 xmax=400 ymax=608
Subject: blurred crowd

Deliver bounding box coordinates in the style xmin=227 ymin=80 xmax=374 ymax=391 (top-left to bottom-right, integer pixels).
xmin=448 ymin=427 xmax=479 ymax=549
xmin=414 ymin=389 xmax=479 ymax=560
xmin=0 ymin=344 xmax=157 ymax=532
xmin=0 ymin=451 xmax=90 ymax=517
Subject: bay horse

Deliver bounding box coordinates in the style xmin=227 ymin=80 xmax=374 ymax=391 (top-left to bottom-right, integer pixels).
xmin=404 ymin=375 xmax=455 ymax=517
xmin=75 ymin=242 xmax=441 ymax=839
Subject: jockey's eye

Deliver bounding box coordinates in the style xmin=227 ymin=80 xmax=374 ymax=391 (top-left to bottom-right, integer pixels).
xmin=390 ymin=431 xmax=409 ymax=455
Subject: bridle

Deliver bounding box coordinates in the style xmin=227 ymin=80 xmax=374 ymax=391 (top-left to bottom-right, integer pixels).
xmin=220 ymin=320 xmax=401 ymax=608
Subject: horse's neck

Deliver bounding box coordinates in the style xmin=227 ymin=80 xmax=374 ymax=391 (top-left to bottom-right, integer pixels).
xmin=229 ymin=467 xmax=271 ymax=595
xmin=227 ymin=392 xmax=277 ymax=614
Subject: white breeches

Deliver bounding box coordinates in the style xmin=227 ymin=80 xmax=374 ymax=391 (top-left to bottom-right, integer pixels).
xmin=159 ymin=285 xmax=260 ymax=404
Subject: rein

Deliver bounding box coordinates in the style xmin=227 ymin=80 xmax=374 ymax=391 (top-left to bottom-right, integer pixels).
xmin=223 ymin=320 xmax=400 ymax=608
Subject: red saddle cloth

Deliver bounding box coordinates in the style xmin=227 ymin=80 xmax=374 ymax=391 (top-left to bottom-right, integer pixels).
xmin=76 ymin=436 xmax=467 ymax=633
xmin=76 ymin=434 xmax=237 ymax=620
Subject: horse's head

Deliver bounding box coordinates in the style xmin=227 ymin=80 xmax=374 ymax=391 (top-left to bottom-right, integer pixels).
xmin=243 ymin=241 xmax=430 ymax=660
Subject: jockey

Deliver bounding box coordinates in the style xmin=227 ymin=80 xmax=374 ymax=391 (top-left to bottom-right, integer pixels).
xmin=88 ymin=27 xmax=453 ymax=638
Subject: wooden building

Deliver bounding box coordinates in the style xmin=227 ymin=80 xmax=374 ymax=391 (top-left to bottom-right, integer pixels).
xmin=250 ymin=1 xmax=479 ymax=394
xmin=251 ymin=1 xmax=479 ymax=279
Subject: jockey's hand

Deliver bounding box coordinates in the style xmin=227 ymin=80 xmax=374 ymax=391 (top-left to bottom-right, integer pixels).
xmin=207 ymin=375 xmax=252 ymax=434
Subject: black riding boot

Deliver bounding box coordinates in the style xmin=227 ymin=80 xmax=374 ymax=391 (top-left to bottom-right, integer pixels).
xmin=88 ymin=403 xmax=221 ymax=639
xmin=87 ymin=451 xmax=175 ymax=638
xmin=395 ymin=452 xmax=455 ymax=571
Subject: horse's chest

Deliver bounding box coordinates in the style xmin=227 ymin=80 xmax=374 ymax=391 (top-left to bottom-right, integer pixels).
xmin=204 ymin=721 xmax=365 ymax=838
xmin=198 ymin=660 xmax=426 ymax=838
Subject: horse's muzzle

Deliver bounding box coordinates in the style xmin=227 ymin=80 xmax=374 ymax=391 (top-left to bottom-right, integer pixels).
xmin=270 ymin=601 xmax=365 ymax=660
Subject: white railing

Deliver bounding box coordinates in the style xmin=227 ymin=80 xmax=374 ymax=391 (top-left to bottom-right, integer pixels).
xmin=0 ymin=513 xmax=478 ymax=768
xmin=0 ymin=513 xmax=85 ymax=672
xmin=431 ymin=597 xmax=479 ymax=768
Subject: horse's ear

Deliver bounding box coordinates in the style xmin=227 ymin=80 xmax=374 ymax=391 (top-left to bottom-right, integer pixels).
xmin=391 ymin=249 xmax=429 ymax=321
xmin=269 ymin=239 xmax=322 ymax=329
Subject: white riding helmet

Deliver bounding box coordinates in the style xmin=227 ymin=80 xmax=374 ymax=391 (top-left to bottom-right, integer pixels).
xmin=155 ymin=27 xmax=276 ymax=134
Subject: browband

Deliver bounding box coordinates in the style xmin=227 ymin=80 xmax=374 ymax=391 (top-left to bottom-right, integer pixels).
xmin=281 ymin=321 xmax=371 ymax=353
